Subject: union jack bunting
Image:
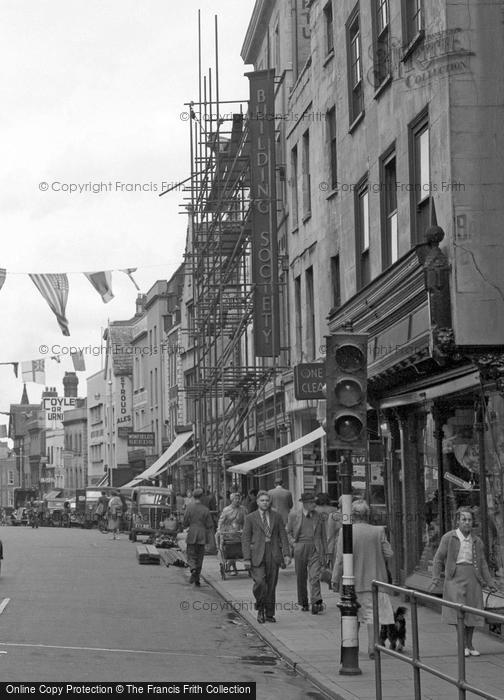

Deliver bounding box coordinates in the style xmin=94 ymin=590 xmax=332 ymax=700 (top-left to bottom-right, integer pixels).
xmin=29 ymin=273 xmax=70 ymax=336
xmin=21 ymin=359 xmax=46 ymax=384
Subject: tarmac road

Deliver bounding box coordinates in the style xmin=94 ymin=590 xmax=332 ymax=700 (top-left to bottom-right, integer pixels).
xmin=0 ymin=526 xmax=331 ymax=699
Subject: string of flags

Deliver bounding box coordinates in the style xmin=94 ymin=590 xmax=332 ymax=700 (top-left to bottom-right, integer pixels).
xmin=0 ymin=266 xmax=141 ymax=335
xmin=0 ymin=351 xmax=87 ymax=385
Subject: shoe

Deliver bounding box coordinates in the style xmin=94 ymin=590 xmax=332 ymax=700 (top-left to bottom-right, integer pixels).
xmin=194 ymin=578 xmax=201 ymax=587
xmin=265 ymin=616 xmax=276 ymax=623
xmin=311 ymin=601 xmax=323 ymax=615
xmin=301 ymin=604 xmax=309 ymax=612
xmin=189 ymin=571 xmax=196 ymax=584
xmin=468 ymin=648 xmax=480 ymax=656
xmin=257 ymin=610 xmax=266 ymax=624
xmin=464 ymin=648 xmax=470 ymax=657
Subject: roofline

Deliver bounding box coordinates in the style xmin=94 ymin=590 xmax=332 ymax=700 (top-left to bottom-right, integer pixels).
xmin=241 ymin=0 xmax=272 ymax=66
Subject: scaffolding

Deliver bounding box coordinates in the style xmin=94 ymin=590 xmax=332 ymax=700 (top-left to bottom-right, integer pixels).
xmin=182 ymin=14 xmax=288 ymax=502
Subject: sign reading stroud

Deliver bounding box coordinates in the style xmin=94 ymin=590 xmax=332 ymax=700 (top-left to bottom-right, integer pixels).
xmin=247 ymin=69 xmax=280 ymax=357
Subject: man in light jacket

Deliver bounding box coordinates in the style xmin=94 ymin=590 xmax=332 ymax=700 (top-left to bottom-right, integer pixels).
xmin=332 ymin=499 xmax=394 ymax=659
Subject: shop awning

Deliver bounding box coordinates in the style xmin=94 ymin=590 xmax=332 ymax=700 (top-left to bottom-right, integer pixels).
xmin=44 ymin=490 xmax=62 ymax=500
xmin=378 ymin=369 xmax=480 ymax=409
xmin=227 ymin=426 xmax=325 ymax=475
xmin=95 ymin=473 xmax=109 ymax=488
xmin=122 ymin=431 xmax=193 ymax=487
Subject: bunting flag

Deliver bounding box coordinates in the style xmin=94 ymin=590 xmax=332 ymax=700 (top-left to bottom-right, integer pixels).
xmin=0 ymin=361 xmax=18 ymax=377
xmin=0 ymin=425 xmax=7 ymax=439
xmin=50 ymin=355 xmax=61 ymax=363
xmin=84 ymin=271 xmax=114 ymax=303
xmin=21 ymin=359 xmax=46 ymax=384
xmin=71 ymin=350 xmax=86 ymax=372
xmin=29 ymin=273 xmax=70 ymax=336
xmin=120 ymin=268 xmax=140 ymax=291
xmin=0 ymin=269 xmax=6 ymax=292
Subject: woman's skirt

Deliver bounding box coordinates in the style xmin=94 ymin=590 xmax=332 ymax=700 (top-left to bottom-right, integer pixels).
xmin=442 ymin=563 xmax=484 ymax=627
xmin=108 ymin=515 xmax=121 ymax=532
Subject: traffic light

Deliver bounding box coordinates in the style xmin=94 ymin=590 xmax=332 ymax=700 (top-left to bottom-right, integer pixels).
xmin=325 ymin=332 xmax=368 ymax=451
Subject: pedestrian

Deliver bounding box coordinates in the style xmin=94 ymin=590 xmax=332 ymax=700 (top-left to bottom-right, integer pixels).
xmin=332 ymin=499 xmax=394 ymax=659
xmin=183 ymin=489 xmax=194 ymax=509
xmin=182 ymin=487 xmax=214 ymax=586
xmin=429 ymin=506 xmax=498 ymax=657
xmin=242 ymin=491 xmax=291 ymax=623
xmin=287 ymin=492 xmax=327 ymax=614
xmin=243 ymin=488 xmax=258 ymax=513
xmin=267 ymin=477 xmax=293 ymax=525
xmin=95 ymin=491 xmax=109 ymax=527
xmin=315 ymin=493 xmax=340 ymax=570
xmin=107 ymin=491 xmax=123 ymax=540
xmin=216 ymin=492 xmax=248 ymax=575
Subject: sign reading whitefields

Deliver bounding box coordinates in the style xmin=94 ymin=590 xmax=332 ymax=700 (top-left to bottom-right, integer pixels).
xmin=247 ymin=69 xmax=280 ymax=357
xmin=127 ymin=432 xmax=156 ymax=447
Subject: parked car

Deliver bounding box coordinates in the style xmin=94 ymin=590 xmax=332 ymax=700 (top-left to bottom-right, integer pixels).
xmin=10 ymin=507 xmax=28 ymax=526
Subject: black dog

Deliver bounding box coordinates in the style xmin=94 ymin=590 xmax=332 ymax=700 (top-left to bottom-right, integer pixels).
xmin=379 ymin=606 xmax=407 ymax=652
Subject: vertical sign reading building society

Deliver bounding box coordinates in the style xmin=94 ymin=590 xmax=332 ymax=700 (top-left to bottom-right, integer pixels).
xmin=247 ymin=69 xmax=280 ymax=357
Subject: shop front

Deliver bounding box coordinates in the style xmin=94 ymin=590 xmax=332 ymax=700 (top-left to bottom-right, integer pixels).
xmin=327 ymin=227 xmax=504 ymax=615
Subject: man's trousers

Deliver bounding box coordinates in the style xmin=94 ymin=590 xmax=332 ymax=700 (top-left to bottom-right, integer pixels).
xmin=250 ymin=542 xmax=279 ymax=617
xmin=293 ymin=541 xmax=322 ymax=607
xmin=186 ymin=543 xmax=205 ymax=576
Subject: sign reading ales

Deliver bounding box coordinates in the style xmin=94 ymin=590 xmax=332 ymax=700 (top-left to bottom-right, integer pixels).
xmin=247 ymin=69 xmax=280 ymax=357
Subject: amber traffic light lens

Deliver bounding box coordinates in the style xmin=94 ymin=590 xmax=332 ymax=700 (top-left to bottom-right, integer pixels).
xmin=334 ymin=415 xmax=364 ymax=442
xmin=335 ymin=345 xmax=365 ymax=372
xmin=335 ymin=379 xmax=363 ymax=407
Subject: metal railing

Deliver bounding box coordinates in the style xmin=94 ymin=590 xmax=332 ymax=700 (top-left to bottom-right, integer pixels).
xmin=372 ymin=580 xmax=504 ymax=700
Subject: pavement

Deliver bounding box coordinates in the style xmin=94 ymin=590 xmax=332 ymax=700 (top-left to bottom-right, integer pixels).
xmin=192 ymin=555 xmax=504 ymax=700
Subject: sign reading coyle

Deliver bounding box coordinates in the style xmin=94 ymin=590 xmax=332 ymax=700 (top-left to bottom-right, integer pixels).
xmin=43 ymin=396 xmax=77 ymax=421
xmin=247 ymin=69 xmax=280 ymax=357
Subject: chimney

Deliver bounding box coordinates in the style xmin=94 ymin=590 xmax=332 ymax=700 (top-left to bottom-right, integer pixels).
xmin=135 ymin=293 xmax=147 ymax=316
xmin=63 ymin=372 xmax=78 ymax=398
xmin=41 ymin=386 xmax=58 ymax=399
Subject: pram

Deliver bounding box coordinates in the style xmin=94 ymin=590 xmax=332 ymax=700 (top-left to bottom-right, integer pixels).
xmin=216 ymin=531 xmax=250 ymax=580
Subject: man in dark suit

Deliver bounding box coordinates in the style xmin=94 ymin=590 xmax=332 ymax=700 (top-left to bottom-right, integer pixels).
xmin=182 ymin=487 xmax=214 ymax=586
xmin=267 ymin=478 xmax=293 ymax=525
xmin=287 ymin=492 xmax=327 ymax=614
xmin=242 ymin=490 xmax=291 ymax=623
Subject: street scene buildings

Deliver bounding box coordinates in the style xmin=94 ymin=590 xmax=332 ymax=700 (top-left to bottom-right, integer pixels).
xmin=1 ymin=0 xmax=504 ymax=693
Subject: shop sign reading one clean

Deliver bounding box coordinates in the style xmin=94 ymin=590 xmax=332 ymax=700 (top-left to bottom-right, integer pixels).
xmin=294 ymin=363 xmax=326 ymax=400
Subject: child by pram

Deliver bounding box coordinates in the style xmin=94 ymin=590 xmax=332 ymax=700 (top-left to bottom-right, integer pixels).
xmin=216 ymin=493 xmax=248 ymax=576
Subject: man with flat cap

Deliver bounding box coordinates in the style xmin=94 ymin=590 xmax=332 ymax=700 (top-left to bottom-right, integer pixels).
xmin=267 ymin=477 xmax=294 ymax=525
xmin=287 ymin=492 xmax=327 ymax=614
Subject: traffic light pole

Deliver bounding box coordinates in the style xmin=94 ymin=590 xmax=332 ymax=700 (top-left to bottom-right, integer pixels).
xmin=337 ymin=451 xmax=362 ymax=675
